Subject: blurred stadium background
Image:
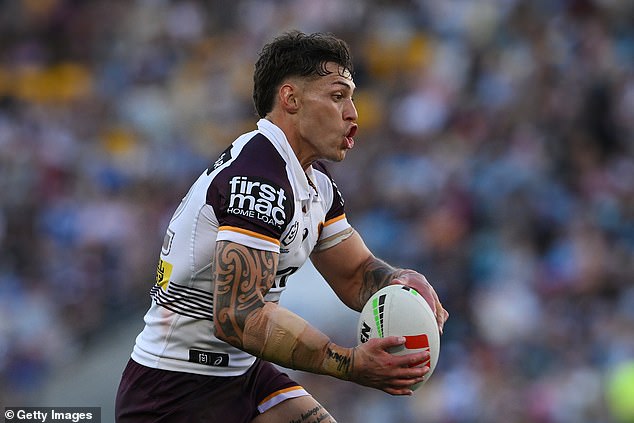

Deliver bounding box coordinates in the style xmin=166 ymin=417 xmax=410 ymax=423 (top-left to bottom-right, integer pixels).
xmin=1 ymin=0 xmax=633 ymax=422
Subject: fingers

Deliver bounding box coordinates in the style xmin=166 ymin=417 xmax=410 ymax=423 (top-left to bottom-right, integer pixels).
xmin=384 ymin=380 xmax=423 ymax=395
xmin=381 ymin=366 xmax=430 ymax=396
xmin=385 ymin=387 xmax=415 ymax=396
xmin=352 ymin=337 xmax=431 ymax=394
xmin=436 ymin=302 xmax=449 ymax=334
xmin=375 ymin=335 xmax=407 ymax=349
xmin=372 ymin=336 xmax=431 ymax=370
xmin=391 ymin=270 xmax=450 ymax=335
xmin=370 ymin=336 xmax=431 ymax=367
xmin=380 ymin=371 xmax=429 ymax=396
xmin=391 ymin=271 xmax=438 ymax=315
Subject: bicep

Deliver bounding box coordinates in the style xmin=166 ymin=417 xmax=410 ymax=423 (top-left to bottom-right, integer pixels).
xmin=212 ymin=240 xmax=278 ymax=347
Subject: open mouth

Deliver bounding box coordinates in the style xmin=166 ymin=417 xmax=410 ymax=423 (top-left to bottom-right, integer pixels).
xmin=345 ymin=125 xmax=358 ymax=149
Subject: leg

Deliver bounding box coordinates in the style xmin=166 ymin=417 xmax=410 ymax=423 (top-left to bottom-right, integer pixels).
xmin=252 ymin=395 xmax=336 ymax=423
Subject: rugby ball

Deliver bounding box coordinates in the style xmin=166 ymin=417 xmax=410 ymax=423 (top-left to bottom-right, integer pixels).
xmin=357 ymin=285 xmax=440 ymax=390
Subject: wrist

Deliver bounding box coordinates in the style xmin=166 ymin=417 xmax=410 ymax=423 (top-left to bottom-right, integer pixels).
xmin=321 ymin=342 xmax=355 ymax=380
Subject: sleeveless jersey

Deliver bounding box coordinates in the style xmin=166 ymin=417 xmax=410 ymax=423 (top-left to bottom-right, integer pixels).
xmin=131 ymin=119 xmax=352 ymax=376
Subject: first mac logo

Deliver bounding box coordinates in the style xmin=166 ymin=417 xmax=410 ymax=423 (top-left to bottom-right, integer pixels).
xmin=227 ymin=176 xmax=287 ymax=228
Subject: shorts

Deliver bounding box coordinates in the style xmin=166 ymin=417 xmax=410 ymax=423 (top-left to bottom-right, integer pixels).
xmin=115 ymin=358 xmax=309 ymax=422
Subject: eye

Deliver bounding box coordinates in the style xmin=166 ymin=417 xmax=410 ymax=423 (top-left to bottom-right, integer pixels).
xmin=333 ymin=93 xmax=344 ymax=101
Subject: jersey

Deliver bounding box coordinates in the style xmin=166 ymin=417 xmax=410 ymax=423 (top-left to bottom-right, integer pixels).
xmin=131 ymin=119 xmax=353 ymax=376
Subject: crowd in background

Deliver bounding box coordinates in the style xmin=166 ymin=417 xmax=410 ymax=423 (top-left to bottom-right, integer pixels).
xmin=0 ymin=0 xmax=633 ymax=421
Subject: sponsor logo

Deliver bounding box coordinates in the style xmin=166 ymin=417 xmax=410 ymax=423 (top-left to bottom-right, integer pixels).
xmin=359 ymin=321 xmax=371 ymax=344
xmin=359 ymin=294 xmax=386 ymax=343
xmin=227 ymin=176 xmax=287 ymax=228
xmin=188 ymin=349 xmax=229 ymax=367
xmin=155 ymin=258 xmax=173 ymax=292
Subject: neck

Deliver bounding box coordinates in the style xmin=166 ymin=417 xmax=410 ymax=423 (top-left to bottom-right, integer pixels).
xmin=265 ymin=114 xmax=314 ymax=170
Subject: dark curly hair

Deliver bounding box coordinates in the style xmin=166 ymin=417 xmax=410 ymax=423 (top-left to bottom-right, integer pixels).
xmin=253 ymin=31 xmax=354 ymax=118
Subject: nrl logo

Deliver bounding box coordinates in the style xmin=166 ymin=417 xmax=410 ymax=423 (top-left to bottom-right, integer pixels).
xmin=281 ymin=221 xmax=299 ymax=246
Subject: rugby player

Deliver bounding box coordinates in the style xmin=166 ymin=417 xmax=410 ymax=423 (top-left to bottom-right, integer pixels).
xmin=115 ymin=31 xmax=448 ymax=423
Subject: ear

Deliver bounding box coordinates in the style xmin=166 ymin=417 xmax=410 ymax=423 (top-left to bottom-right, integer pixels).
xmin=278 ymin=83 xmax=300 ymax=114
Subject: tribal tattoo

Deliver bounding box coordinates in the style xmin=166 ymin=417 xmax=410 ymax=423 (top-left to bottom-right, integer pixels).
xmin=212 ymin=240 xmax=277 ymax=348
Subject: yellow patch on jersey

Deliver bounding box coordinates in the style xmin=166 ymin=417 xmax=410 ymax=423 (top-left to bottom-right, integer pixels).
xmin=155 ymin=258 xmax=173 ymax=292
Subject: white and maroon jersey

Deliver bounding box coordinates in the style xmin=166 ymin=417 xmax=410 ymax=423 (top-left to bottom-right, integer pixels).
xmin=131 ymin=119 xmax=352 ymax=376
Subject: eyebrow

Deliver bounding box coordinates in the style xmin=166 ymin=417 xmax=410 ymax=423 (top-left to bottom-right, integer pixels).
xmin=332 ymin=80 xmax=356 ymax=92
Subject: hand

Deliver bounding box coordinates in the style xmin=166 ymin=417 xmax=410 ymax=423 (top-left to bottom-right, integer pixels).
xmin=391 ymin=271 xmax=449 ymax=334
xmin=349 ymin=336 xmax=430 ymax=395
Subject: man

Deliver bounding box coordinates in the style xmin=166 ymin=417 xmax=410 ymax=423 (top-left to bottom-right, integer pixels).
xmin=115 ymin=31 xmax=448 ymax=423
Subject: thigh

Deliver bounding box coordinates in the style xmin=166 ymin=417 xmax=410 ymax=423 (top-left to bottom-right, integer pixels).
xmin=252 ymin=395 xmax=337 ymax=423
xmin=115 ymin=359 xmax=241 ymax=422
xmin=116 ymin=358 xmax=313 ymax=422
xmin=116 ymin=358 xmax=265 ymax=422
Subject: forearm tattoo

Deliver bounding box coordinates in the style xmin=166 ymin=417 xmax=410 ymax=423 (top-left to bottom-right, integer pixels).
xmin=288 ymin=404 xmax=336 ymax=423
xmin=357 ymin=257 xmax=400 ymax=308
xmin=326 ymin=346 xmax=353 ymax=375
xmin=212 ymin=241 xmax=277 ymax=347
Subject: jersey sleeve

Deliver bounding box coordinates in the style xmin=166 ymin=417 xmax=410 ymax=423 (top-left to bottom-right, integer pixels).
xmin=312 ymin=161 xmax=353 ymax=251
xmin=207 ymin=135 xmax=295 ymax=252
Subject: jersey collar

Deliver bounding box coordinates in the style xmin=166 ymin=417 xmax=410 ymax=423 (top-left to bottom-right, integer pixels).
xmin=257 ymin=118 xmax=312 ymax=201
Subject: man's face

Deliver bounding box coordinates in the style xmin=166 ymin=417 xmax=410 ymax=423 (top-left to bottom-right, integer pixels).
xmin=294 ymin=62 xmax=358 ymax=164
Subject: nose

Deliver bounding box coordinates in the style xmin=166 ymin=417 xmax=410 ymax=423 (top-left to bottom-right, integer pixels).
xmin=344 ymin=99 xmax=358 ymax=122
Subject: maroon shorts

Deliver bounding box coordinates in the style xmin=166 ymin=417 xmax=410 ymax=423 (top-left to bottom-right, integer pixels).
xmin=115 ymin=359 xmax=308 ymax=423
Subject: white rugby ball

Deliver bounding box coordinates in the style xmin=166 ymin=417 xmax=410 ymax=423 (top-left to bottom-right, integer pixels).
xmin=357 ymin=284 xmax=440 ymax=390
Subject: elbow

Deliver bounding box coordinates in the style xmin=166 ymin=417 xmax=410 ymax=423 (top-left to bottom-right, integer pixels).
xmin=337 ymin=293 xmax=363 ymax=313
xmin=212 ymin=308 xmax=246 ymax=349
